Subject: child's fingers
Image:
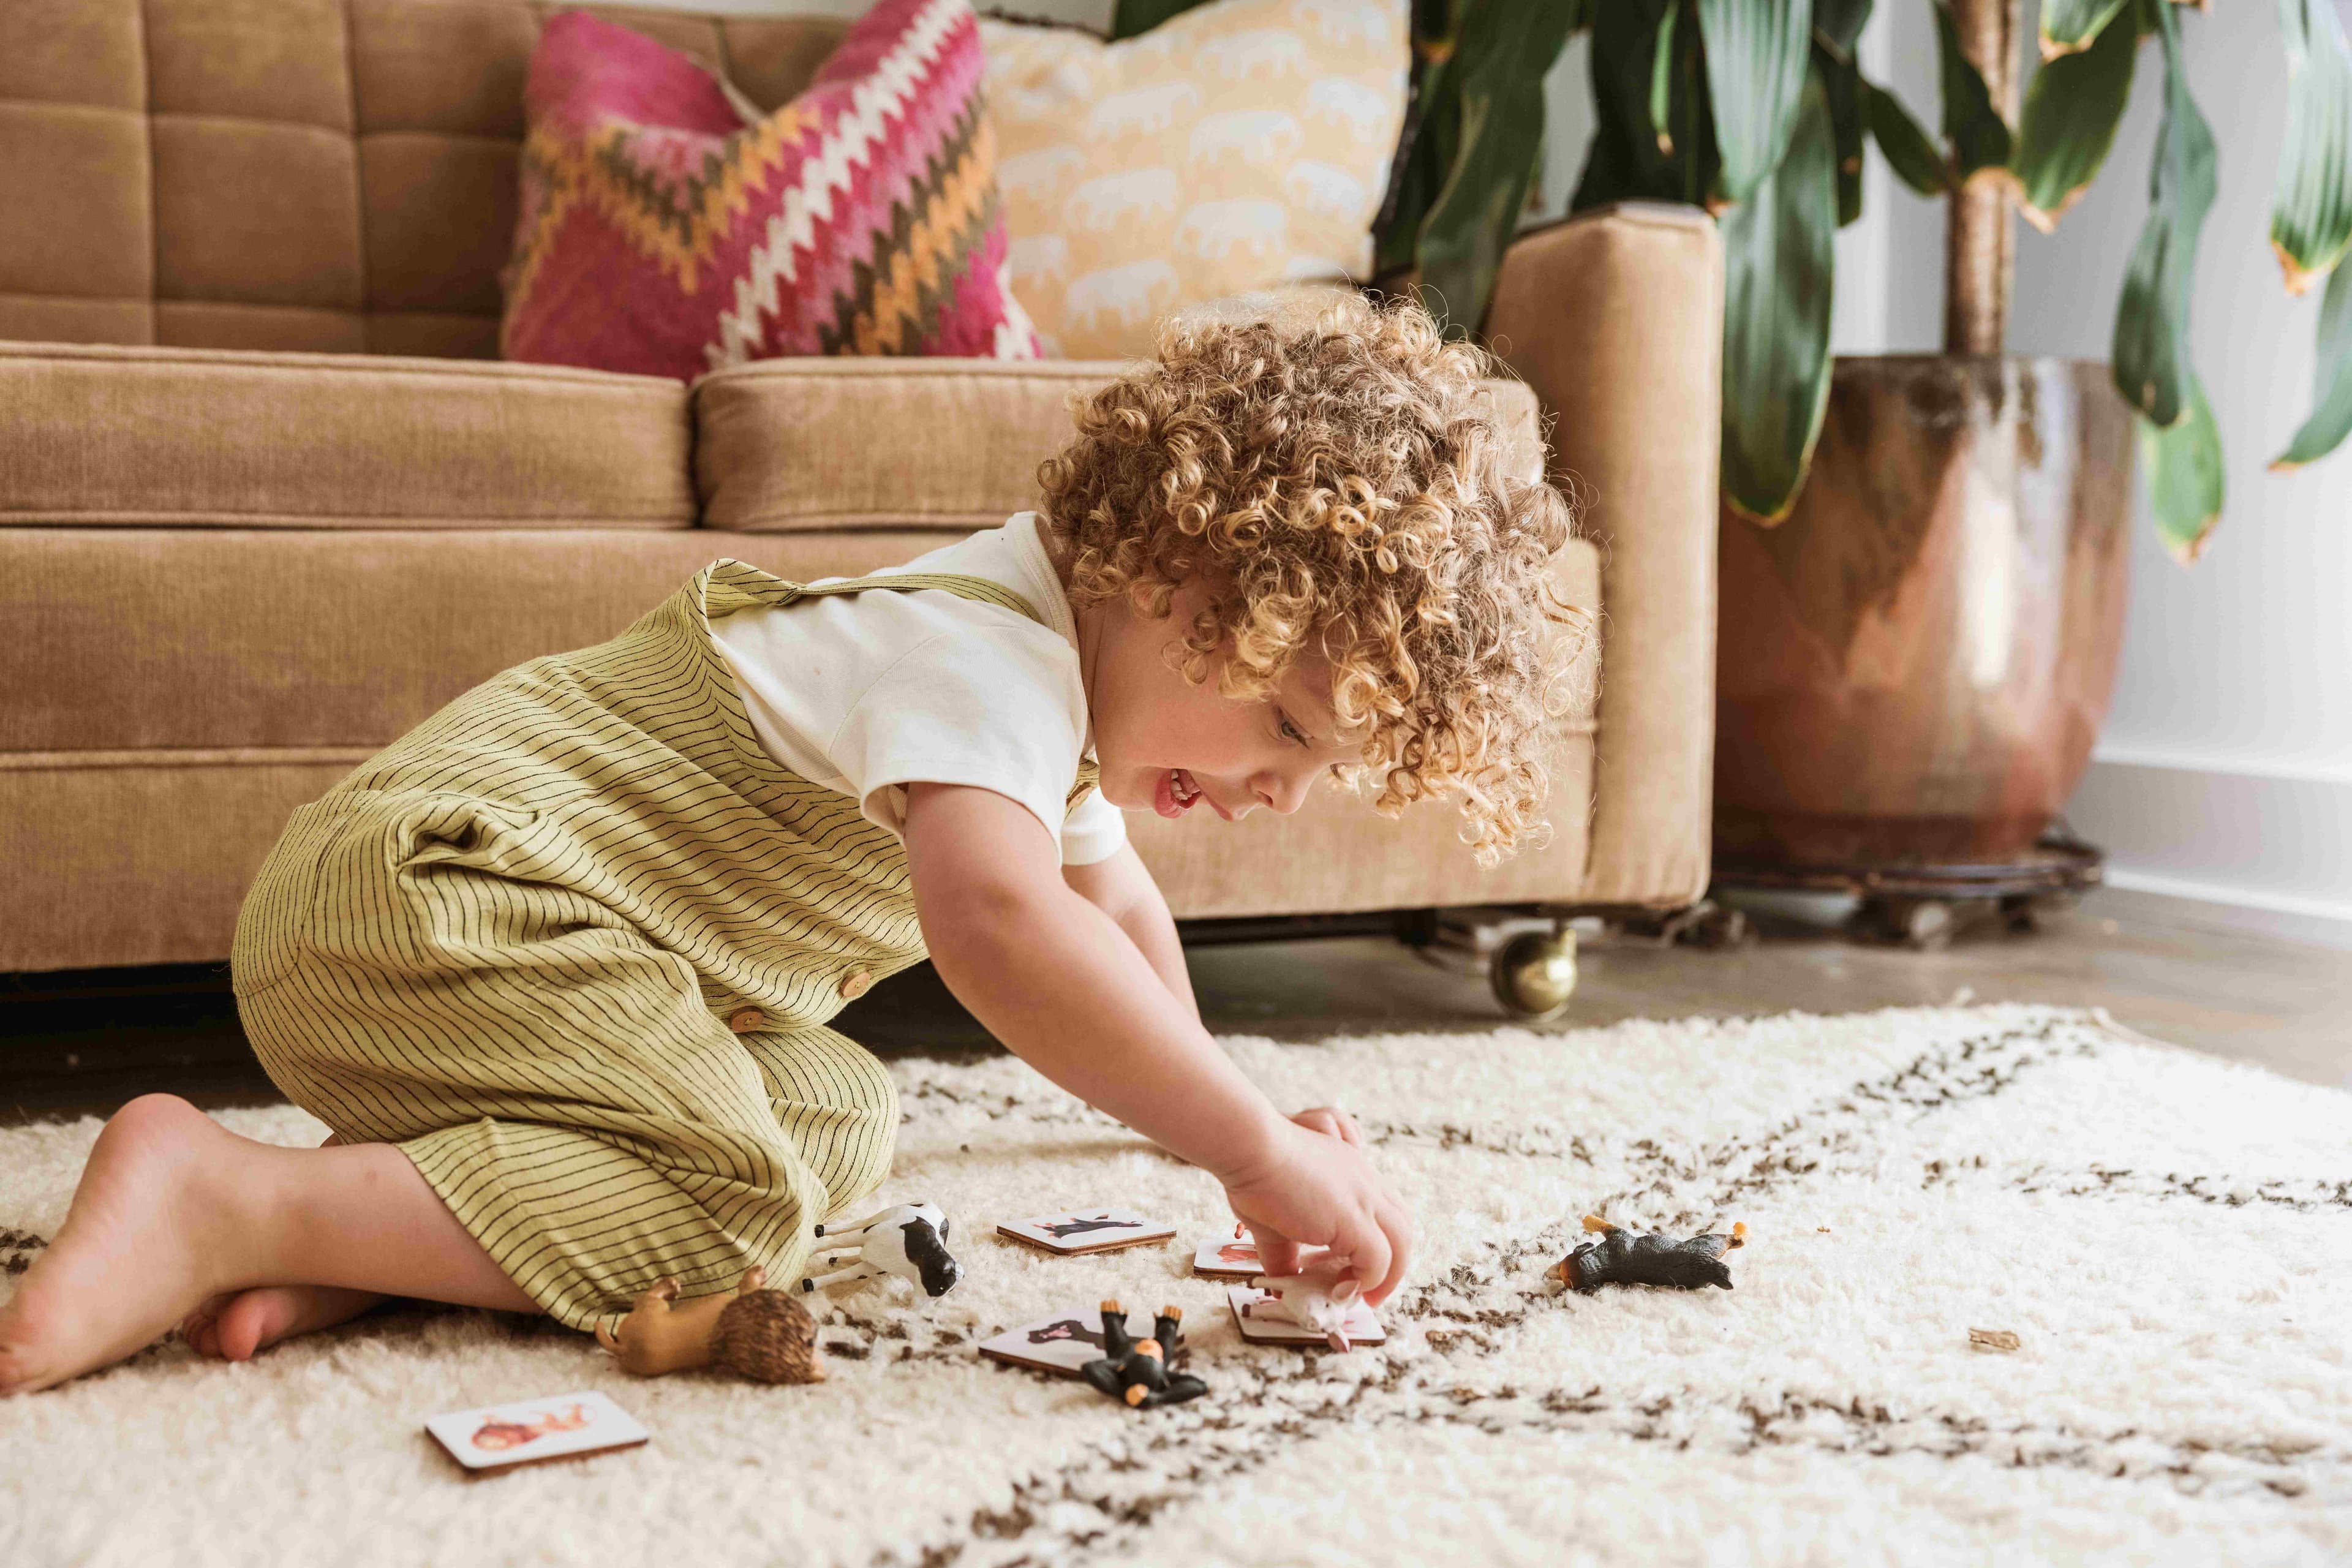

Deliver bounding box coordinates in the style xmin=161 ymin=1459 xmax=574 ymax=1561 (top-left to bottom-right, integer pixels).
xmin=1361 ymin=1197 xmax=1414 ymax=1306
xmin=1289 ymin=1106 xmax=1363 ymax=1147
xmin=1336 ymin=1215 xmax=1393 ymax=1308
xmin=1247 ymin=1224 xmax=1300 ymax=1279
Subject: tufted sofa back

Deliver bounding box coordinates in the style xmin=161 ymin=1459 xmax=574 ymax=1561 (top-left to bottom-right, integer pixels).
xmin=0 ymin=0 xmax=847 ymax=358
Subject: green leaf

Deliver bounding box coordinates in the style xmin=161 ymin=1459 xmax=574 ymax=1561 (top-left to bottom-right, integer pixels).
xmin=1575 ymin=0 xmax=1712 ymax=211
xmin=1934 ymin=1 xmax=2015 ymax=178
xmin=1820 ymin=45 xmax=1864 ymax=225
xmin=2039 ymin=0 xmax=2133 ymax=58
xmin=1865 ymin=81 xmax=1953 ymax=195
xmin=1697 ymin=0 xmax=1815 ymax=204
xmin=1406 ymin=0 xmax=1579 ymax=336
xmin=1720 ymin=69 xmax=1839 ymax=522
xmin=1651 ymin=1 xmax=1681 ymax=154
xmin=2274 ymin=255 xmax=2352 ymax=467
xmin=1108 ymin=0 xmax=1209 ymax=40
xmin=2139 ymin=376 xmax=2224 ymax=562
xmin=2271 ymin=0 xmax=2352 ymax=293
xmin=2111 ymin=0 xmax=2216 ymax=427
xmin=1813 ymin=0 xmax=1873 ymax=58
xmin=2013 ymin=0 xmax=2139 ymax=232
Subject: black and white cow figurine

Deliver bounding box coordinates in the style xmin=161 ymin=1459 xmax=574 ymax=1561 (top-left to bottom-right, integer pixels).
xmin=801 ymin=1201 xmax=962 ymax=1297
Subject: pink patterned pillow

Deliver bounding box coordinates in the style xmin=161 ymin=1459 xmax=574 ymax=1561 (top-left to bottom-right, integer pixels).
xmin=502 ymin=0 xmax=1040 ymax=381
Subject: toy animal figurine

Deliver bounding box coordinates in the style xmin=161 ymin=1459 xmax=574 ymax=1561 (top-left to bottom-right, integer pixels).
xmin=801 ymin=1201 xmax=962 ymax=1297
xmin=1079 ymin=1299 xmax=1208 ymax=1409
xmin=595 ymin=1267 xmax=824 ymax=1384
xmin=1547 ymin=1214 xmax=1748 ymax=1294
xmin=1248 ymin=1258 xmax=1365 ymax=1351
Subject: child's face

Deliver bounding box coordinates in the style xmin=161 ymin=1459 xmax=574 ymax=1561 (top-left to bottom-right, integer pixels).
xmin=1085 ymin=579 xmax=1360 ymax=822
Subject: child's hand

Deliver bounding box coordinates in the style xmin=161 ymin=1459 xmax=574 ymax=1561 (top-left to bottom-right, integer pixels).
xmin=1224 ymin=1109 xmax=1412 ymax=1306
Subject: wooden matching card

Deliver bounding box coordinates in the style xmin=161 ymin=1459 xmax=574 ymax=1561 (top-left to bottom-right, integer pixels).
xmin=1225 ymin=1284 xmax=1387 ymax=1350
xmin=995 ymin=1207 xmax=1178 ymax=1256
xmin=976 ymin=1308 xmax=1188 ymax=1379
xmin=424 ymin=1390 xmax=649 ymax=1476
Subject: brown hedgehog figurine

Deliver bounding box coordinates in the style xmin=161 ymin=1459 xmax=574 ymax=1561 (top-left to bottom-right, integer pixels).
xmin=597 ymin=1267 xmax=826 ymax=1384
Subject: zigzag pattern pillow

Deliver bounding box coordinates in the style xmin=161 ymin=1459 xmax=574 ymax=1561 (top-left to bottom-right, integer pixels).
xmin=502 ymin=0 xmax=1040 ymax=382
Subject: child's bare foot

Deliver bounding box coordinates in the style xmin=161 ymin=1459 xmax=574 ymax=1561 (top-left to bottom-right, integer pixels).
xmin=182 ymin=1285 xmax=388 ymax=1362
xmin=0 ymin=1095 xmax=251 ymax=1394
xmin=178 ymin=1129 xmax=387 ymax=1362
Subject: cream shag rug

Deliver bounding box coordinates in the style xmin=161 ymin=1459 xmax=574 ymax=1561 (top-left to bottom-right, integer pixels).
xmin=3 ymin=1005 xmax=2349 ymax=1566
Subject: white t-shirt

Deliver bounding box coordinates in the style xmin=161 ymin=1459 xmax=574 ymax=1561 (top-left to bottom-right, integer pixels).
xmin=709 ymin=512 xmax=1129 ymax=865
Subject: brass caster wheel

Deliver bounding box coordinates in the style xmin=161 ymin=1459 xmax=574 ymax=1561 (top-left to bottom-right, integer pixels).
xmin=1490 ymin=928 xmax=1577 ymax=1021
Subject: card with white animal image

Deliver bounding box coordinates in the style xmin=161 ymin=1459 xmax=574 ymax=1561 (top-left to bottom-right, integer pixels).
xmin=424 ymin=1389 xmax=648 ymax=1475
xmin=977 ymin=1307 xmax=1189 ymax=1378
xmin=995 ymin=1207 xmax=1177 ymax=1256
xmin=1226 ymin=1283 xmax=1387 ymax=1349
xmin=1192 ymin=1229 xmax=1264 ymax=1279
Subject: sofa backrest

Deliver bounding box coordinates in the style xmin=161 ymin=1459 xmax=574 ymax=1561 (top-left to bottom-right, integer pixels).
xmin=0 ymin=0 xmax=846 ymax=358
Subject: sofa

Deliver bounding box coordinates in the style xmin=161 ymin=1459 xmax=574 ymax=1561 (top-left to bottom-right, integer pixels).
xmin=0 ymin=0 xmax=1722 ymax=978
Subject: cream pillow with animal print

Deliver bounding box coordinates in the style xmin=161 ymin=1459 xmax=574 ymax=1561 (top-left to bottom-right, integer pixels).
xmin=978 ymin=0 xmax=1409 ymax=359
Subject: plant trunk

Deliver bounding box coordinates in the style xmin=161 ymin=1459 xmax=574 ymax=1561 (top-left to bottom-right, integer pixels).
xmin=1944 ymin=0 xmax=2022 ymax=355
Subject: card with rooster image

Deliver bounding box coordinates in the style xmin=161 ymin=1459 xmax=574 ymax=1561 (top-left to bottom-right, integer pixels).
xmin=1191 ymin=1226 xmax=1264 ymax=1279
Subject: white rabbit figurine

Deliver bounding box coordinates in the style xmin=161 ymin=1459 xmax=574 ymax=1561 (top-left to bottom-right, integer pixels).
xmin=1247 ymin=1257 xmax=1364 ymax=1351
xmin=799 ymin=1200 xmax=962 ymax=1297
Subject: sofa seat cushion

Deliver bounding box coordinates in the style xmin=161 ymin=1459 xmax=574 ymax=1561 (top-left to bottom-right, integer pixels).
xmin=0 ymin=525 xmax=1597 ymax=972
xmin=0 ymin=526 xmax=960 ymax=756
xmin=0 ymin=342 xmax=693 ymax=528
xmin=693 ymin=356 xmax=1545 ymax=532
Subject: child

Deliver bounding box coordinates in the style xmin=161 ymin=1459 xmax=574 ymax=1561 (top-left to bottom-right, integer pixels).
xmin=0 ymin=296 xmax=1575 ymax=1393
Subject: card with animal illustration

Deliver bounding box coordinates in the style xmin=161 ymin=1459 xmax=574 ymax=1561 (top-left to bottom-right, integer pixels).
xmin=976 ymin=1308 xmax=1188 ymax=1378
xmin=424 ymin=1389 xmax=649 ymax=1474
xmin=1226 ymin=1283 xmax=1387 ymax=1349
xmin=995 ymin=1207 xmax=1178 ymax=1256
xmin=1191 ymin=1228 xmax=1263 ymax=1279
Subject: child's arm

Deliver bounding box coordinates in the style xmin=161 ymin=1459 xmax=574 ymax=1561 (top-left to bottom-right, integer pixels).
xmin=902 ymin=781 xmax=1413 ymax=1304
xmin=1061 ymin=843 xmax=1199 ymax=1023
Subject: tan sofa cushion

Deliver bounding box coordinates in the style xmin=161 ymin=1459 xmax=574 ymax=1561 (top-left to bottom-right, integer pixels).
xmin=1 ymin=527 xmax=962 ymax=756
xmin=0 ymin=342 xmax=693 ymax=529
xmin=693 ymin=358 xmax=1547 ymax=532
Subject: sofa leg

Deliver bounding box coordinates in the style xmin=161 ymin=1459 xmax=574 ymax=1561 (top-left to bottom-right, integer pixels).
xmin=1488 ymin=922 xmax=1578 ymax=1022
xmin=1613 ymin=900 xmax=1752 ymax=950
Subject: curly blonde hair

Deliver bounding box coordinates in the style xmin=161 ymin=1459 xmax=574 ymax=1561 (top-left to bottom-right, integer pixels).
xmin=1038 ymin=293 xmax=1581 ymax=863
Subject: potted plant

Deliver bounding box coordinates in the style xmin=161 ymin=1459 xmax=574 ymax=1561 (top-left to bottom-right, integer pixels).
xmin=1394 ymin=0 xmax=2351 ymax=909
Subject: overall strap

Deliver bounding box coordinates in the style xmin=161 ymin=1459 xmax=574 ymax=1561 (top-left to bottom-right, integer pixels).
xmin=793 ymin=571 xmax=1046 ymax=627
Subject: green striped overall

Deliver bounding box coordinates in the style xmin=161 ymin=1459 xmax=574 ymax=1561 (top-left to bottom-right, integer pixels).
xmin=232 ymin=560 xmax=1091 ymax=1332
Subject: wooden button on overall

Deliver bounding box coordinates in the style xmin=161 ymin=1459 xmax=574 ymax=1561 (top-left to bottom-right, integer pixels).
xmin=837 ymin=970 xmax=873 ymax=1000
xmin=726 ymin=1006 xmax=766 ymax=1034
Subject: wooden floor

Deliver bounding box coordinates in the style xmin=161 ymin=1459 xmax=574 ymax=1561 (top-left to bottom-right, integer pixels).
xmin=2 ymin=886 xmax=2345 ymax=1126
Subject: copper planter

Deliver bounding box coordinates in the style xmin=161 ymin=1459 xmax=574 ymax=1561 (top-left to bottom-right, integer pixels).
xmin=1714 ymin=355 xmax=2134 ymax=867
